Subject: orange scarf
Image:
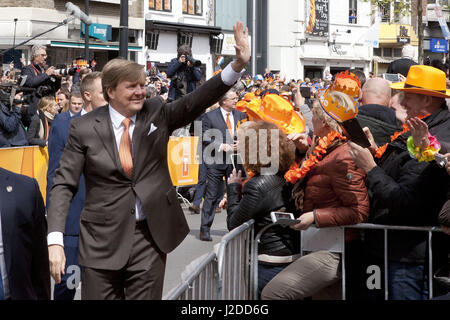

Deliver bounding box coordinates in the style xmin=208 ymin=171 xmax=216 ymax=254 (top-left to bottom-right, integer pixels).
xmin=285 ymin=131 xmax=347 ymax=184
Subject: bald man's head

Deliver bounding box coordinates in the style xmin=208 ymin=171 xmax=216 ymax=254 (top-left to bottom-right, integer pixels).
xmin=360 ymin=78 xmax=392 ymax=106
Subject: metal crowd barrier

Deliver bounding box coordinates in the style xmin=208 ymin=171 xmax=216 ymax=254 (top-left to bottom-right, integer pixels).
xmin=216 ymin=219 xmax=255 ymax=300
xmin=164 ymin=219 xmax=255 ymax=300
xmin=251 ymin=219 xmax=447 ymax=300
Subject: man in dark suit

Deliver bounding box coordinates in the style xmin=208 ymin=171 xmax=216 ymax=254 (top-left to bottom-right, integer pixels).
xmin=0 ymin=168 xmax=50 ymax=300
xmin=47 ymin=22 xmax=250 ymax=300
xmin=199 ymin=90 xmax=247 ymax=241
xmin=46 ymin=73 xmax=106 ymax=300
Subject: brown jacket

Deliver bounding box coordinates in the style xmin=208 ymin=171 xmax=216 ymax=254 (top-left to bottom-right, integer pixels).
xmin=47 ymin=75 xmax=232 ymax=270
xmin=303 ymin=142 xmax=369 ymax=238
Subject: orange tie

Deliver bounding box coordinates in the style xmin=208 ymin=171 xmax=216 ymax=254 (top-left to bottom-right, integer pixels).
xmin=226 ymin=112 xmax=233 ymax=138
xmin=119 ymin=118 xmax=133 ymax=177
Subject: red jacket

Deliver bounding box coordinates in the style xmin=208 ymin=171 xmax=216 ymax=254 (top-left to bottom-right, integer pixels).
xmin=303 ymin=142 xmax=370 ymax=239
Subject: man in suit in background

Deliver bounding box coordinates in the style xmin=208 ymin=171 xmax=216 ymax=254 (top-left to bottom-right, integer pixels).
xmin=199 ymin=90 xmax=247 ymax=241
xmin=47 ymin=22 xmax=250 ymax=300
xmin=47 ymin=72 xmax=106 ymax=300
xmin=0 ymin=168 xmax=50 ymax=300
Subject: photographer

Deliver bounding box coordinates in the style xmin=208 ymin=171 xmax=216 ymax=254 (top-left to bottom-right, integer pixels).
xmin=0 ymin=93 xmax=28 ymax=148
xmin=166 ymin=44 xmax=202 ymax=101
xmin=21 ymin=45 xmax=62 ymax=114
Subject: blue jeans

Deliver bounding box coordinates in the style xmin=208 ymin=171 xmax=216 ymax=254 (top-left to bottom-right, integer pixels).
xmin=388 ymin=262 xmax=428 ymax=300
xmin=258 ymin=263 xmax=290 ymax=298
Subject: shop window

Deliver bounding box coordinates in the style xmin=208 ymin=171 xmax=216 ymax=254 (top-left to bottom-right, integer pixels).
xmin=182 ymin=0 xmax=203 ymax=16
xmin=393 ymin=48 xmax=402 ymax=57
xmin=349 ymin=0 xmax=357 ymax=24
xmin=373 ymin=48 xmax=382 ymax=56
xmin=379 ymin=3 xmax=391 ymax=23
xmin=149 ymin=0 xmax=172 ymax=12
xmin=383 ymin=48 xmax=393 ymax=57
xmin=178 ymin=32 xmax=193 ymax=48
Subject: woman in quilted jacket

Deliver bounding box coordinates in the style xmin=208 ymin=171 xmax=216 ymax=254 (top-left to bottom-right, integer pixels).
xmin=226 ymin=120 xmax=300 ymax=297
xmin=262 ymin=90 xmax=370 ymax=300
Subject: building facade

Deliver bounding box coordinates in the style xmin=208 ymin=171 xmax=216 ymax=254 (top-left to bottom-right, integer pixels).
xmin=0 ymin=0 xmax=145 ymax=70
xmin=423 ymin=1 xmax=450 ymax=65
xmin=145 ymin=0 xmax=221 ymax=79
xmin=266 ymin=0 xmax=373 ymax=81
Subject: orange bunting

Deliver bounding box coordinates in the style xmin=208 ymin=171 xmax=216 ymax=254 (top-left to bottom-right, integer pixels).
xmin=284 ymin=131 xmax=347 ymax=184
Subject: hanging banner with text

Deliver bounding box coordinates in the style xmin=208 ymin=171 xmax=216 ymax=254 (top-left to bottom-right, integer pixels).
xmin=305 ymin=0 xmax=329 ymax=37
xmin=430 ymin=38 xmax=448 ymax=53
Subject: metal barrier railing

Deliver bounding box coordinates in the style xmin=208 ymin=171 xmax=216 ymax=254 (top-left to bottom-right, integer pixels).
xmin=217 ymin=219 xmax=255 ymax=300
xmin=251 ymin=219 xmax=447 ymax=300
xmin=164 ymin=219 xmax=255 ymax=300
xmin=163 ymin=252 xmax=218 ymax=300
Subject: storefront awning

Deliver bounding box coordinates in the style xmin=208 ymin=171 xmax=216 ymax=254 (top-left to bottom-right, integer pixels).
xmin=373 ymin=56 xmax=394 ymax=64
xmin=50 ymin=41 xmax=142 ymax=52
xmin=146 ymin=20 xmax=222 ymax=36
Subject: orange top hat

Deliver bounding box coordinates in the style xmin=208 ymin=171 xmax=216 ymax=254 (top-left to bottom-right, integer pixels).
xmin=243 ymin=94 xmax=306 ymax=134
xmin=390 ymin=65 xmax=450 ymax=98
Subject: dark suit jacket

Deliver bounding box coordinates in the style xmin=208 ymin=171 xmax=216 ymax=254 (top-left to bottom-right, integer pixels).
xmin=202 ymin=108 xmax=247 ymax=169
xmin=46 ymin=111 xmax=85 ymax=236
xmin=0 ymin=168 xmax=50 ymax=299
xmin=47 ymin=75 xmax=233 ymax=270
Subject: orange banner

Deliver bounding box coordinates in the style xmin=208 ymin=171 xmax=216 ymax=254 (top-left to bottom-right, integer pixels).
xmin=167 ymin=136 xmax=199 ymax=186
xmin=0 ymin=146 xmax=49 ymax=203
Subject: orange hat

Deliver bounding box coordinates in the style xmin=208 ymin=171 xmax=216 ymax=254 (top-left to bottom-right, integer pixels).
xmin=318 ymin=88 xmax=358 ymax=123
xmin=390 ymin=65 xmax=450 ymax=98
xmin=243 ymin=94 xmax=306 ymax=134
xmin=213 ymin=69 xmax=222 ymax=77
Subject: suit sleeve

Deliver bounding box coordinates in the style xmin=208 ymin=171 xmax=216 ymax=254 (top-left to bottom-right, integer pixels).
xmin=30 ymin=179 xmax=51 ymax=300
xmin=315 ymin=157 xmax=370 ymax=227
xmin=46 ymin=123 xmax=65 ymax=205
xmin=201 ymin=113 xmax=223 ymax=154
xmin=47 ymin=120 xmax=85 ymax=233
xmin=164 ymin=74 xmax=232 ymax=133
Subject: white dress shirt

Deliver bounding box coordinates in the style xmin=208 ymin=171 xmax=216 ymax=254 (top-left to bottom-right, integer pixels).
xmin=108 ymin=105 xmax=146 ymax=222
xmin=0 ymin=211 xmax=11 ymax=299
xmin=47 ymin=62 xmax=243 ymax=247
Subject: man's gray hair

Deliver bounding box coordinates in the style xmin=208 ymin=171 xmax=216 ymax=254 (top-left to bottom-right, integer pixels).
xmin=31 ymin=45 xmax=47 ymax=59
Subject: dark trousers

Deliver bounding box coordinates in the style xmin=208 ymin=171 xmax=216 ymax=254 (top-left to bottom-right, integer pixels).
xmin=53 ymin=235 xmax=80 ymax=300
xmin=200 ymin=164 xmax=232 ymax=233
xmin=192 ymin=162 xmax=207 ymax=208
xmin=80 ymin=221 xmax=166 ymax=300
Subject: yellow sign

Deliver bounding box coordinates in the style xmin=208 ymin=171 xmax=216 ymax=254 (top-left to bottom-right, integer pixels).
xmin=167 ymin=136 xmax=199 ymax=186
xmin=0 ymin=146 xmax=49 ymax=203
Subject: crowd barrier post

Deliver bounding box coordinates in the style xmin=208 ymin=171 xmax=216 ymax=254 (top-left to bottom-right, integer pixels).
xmin=163 ymin=252 xmax=218 ymax=300
xmin=216 ymin=219 xmax=255 ymax=300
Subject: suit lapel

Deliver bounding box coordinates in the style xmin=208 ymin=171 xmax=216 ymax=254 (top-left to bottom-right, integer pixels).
xmin=131 ymin=111 xmax=146 ymax=176
xmin=215 ymin=108 xmax=233 ymax=140
xmin=93 ymin=106 xmax=127 ymax=178
xmin=0 ymin=170 xmax=14 ymax=276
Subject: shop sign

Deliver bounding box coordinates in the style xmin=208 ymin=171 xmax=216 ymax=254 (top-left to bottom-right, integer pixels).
xmin=81 ymin=23 xmax=112 ymax=42
xmin=430 ymin=38 xmax=448 ymax=53
xmin=397 ymin=26 xmax=410 ymax=44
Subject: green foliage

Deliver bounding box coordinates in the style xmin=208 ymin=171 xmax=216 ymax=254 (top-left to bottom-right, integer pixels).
xmin=361 ymin=0 xmax=412 ymax=17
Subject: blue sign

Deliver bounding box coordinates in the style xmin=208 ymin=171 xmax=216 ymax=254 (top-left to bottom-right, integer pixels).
xmin=81 ymin=23 xmax=112 ymax=42
xmin=430 ymin=38 xmax=448 ymax=53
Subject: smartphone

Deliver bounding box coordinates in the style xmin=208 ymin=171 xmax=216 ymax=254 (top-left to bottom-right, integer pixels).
xmin=382 ymin=73 xmax=400 ymax=83
xmin=230 ymin=153 xmax=248 ymax=179
xmin=270 ymin=212 xmax=299 ymax=226
xmin=340 ymin=118 xmax=371 ymax=148
xmin=300 ymin=86 xmax=311 ymax=98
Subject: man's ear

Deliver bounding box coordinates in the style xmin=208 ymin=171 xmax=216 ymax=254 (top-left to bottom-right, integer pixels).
xmin=83 ymin=91 xmax=91 ymax=102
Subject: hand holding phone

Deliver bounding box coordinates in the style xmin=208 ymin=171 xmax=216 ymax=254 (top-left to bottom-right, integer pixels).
xmin=270 ymin=212 xmax=299 ymax=226
xmin=230 ymin=154 xmax=247 ymax=179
